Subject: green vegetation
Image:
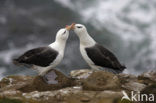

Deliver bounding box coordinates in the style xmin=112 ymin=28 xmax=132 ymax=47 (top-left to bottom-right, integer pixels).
xmin=0 ymin=98 xmax=22 ymax=103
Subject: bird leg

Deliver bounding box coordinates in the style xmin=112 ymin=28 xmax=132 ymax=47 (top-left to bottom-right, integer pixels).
xmin=38 ymin=66 xmax=53 ymax=76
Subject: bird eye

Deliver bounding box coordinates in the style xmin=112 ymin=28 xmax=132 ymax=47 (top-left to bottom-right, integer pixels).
xmin=77 ymin=26 xmax=82 ymax=28
xmin=63 ymin=30 xmax=66 ymax=34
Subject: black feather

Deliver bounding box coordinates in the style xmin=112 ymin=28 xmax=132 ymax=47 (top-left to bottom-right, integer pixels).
xmin=85 ymin=44 xmax=126 ymax=72
xmin=13 ymin=47 xmax=58 ymax=67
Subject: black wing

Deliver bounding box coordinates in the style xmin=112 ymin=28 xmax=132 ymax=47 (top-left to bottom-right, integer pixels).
xmin=85 ymin=44 xmax=126 ymax=71
xmin=13 ymin=47 xmax=58 ymax=67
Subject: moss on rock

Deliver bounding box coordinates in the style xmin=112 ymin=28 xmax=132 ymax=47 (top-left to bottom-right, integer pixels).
xmin=82 ymin=71 xmax=121 ymax=91
xmin=0 ymin=69 xmax=156 ymax=103
xmin=0 ymin=98 xmax=22 ymax=103
xmin=18 ymin=69 xmax=76 ymax=92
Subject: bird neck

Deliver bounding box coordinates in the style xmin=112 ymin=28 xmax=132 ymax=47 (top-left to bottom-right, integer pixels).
xmin=79 ymin=31 xmax=96 ymax=47
xmin=49 ymin=39 xmax=67 ymax=53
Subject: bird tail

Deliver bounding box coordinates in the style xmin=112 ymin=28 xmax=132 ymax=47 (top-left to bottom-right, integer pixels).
xmin=120 ymin=65 xmax=126 ymax=70
xmin=118 ymin=64 xmax=126 ymax=73
xmin=99 ymin=67 xmax=123 ymax=74
xmin=13 ymin=58 xmax=25 ymax=66
xmin=98 ymin=64 xmax=126 ymax=74
xmin=13 ymin=58 xmax=21 ymax=65
xmin=13 ymin=58 xmax=32 ymax=68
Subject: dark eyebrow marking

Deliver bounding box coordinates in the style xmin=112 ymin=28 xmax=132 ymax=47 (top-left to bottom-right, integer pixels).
xmin=77 ymin=26 xmax=82 ymax=28
xmin=63 ymin=30 xmax=66 ymax=34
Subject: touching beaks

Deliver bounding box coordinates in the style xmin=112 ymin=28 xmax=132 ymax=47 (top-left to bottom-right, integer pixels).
xmin=65 ymin=23 xmax=76 ymax=31
xmin=70 ymin=23 xmax=75 ymax=30
xmin=65 ymin=25 xmax=71 ymax=31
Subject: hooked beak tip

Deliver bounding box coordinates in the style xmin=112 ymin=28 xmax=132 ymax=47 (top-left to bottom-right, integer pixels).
xmin=65 ymin=23 xmax=76 ymax=30
xmin=65 ymin=25 xmax=71 ymax=31
xmin=71 ymin=23 xmax=75 ymax=30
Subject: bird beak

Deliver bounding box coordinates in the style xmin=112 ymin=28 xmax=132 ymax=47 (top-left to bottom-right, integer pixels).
xmin=65 ymin=25 xmax=71 ymax=31
xmin=65 ymin=23 xmax=75 ymax=31
xmin=70 ymin=23 xmax=75 ymax=30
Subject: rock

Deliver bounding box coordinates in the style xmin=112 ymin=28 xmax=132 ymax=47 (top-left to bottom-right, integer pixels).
xmin=70 ymin=69 xmax=92 ymax=79
xmin=0 ymin=69 xmax=76 ymax=93
xmin=80 ymin=97 xmax=90 ymax=102
xmin=0 ymin=98 xmax=22 ymax=103
xmin=0 ymin=69 xmax=156 ymax=103
xmin=0 ymin=87 xmax=122 ymax=103
xmin=118 ymin=73 xmax=147 ymax=92
xmin=120 ymin=99 xmax=132 ymax=103
xmin=82 ymin=71 xmax=121 ymax=91
xmin=122 ymin=82 xmax=146 ymax=91
xmin=20 ymin=69 xmax=76 ymax=92
xmin=118 ymin=73 xmax=138 ymax=84
xmin=0 ymin=75 xmax=33 ymax=92
xmin=95 ymin=91 xmax=122 ymax=103
xmin=141 ymin=83 xmax=156 ymax=102
xmin=138 ymin=70 xmax=156 ymax=85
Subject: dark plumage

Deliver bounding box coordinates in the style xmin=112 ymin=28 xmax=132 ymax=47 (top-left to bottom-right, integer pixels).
xmin=85 ymin=44 xmax=126 ymax=71
xmin=13 ymin=47 xmax=58 ymax=67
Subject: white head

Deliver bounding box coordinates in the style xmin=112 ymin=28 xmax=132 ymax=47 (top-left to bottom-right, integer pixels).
xmin=72 ymin=24 xmax=87 ymax=37
xmin=70 ymin=23 xmax=96 ymax=46
xmin=49 ymin=27 xmax=71 ymax=51
xmin=55 ymin=28 xmax=69 ymax=42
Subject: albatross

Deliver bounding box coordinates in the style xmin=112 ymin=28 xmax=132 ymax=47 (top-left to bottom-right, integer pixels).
xmin=13 ymin=26 xmax=72 ymax=76
xmin=70 ymin=23 xmax=126 ymax=73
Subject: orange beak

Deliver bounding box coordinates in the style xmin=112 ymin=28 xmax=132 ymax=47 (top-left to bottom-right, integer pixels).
xmin=65 ymin=23 xmax=76 ymax=30
xmin=65 ymin=25 xmax=71 ymax=31
xmin=70 ymin=23 xmax=76 ymax=30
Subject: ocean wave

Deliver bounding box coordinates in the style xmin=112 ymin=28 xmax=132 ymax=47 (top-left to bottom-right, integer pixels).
xmin=0 ymin=67 xmax=6 ymax=80
xmin=55 ymin=0 xmax=156 ymax=74
xmin=0 ymin=43 xmax=44 ymax=64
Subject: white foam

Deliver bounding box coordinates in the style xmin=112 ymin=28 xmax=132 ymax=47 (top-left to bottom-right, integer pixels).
xmin=55 ymin=0 xmax=156 ymax=74
xmin=0 ymin=43 xmax=44 ymax=64
xmin=0 ymin=67 xmax=6 ymax=80
xmin=0 ymin=43 xmax=44 ymax=79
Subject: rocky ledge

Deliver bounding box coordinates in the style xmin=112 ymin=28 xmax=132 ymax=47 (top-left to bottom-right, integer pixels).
xmin=0 ymin=69 xmax=156 ymax=103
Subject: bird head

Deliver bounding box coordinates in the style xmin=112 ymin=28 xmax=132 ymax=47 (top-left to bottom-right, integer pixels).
xmin=56 ymin=27 xmax=70 ymax=41
xmin=68 ymin=23 xmax=87 ymax=37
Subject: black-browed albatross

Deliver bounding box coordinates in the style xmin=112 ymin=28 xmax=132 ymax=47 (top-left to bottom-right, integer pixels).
xmin=70 ymin=23 xmax=126 ymax=73
xmin=13 ymin=26 xmax=72 ymax=76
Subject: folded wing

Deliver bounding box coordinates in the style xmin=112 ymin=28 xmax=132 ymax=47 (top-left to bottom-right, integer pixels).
xmin=85 ymin=44 xmax=126 ymax=71
xmin=13 ymin=47 xmax=58 ymax=67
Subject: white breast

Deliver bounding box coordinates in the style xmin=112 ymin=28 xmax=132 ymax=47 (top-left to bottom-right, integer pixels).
xmin=50 ymin=52 xmax=63 ymax=68
xmin=80 ymin=45 xmax=102 ymax=70
xmin=48 ymin=41 xmax=65 ymax=67
xmin=80 ymin=45 xmax=94 ymax=67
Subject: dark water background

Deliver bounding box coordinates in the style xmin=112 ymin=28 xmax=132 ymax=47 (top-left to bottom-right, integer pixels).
xmin=0 ymin=0 xmax=156 ymax=79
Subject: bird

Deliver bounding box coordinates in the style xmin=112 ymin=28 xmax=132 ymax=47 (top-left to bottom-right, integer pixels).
xmin=69 ymin=23 xmax=126 ymax=73
xmin=13 ymin=26 xmax=71 ymax=76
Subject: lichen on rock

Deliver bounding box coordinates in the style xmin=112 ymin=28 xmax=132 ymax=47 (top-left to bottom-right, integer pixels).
xmin=18 ymin=69 xmax=76 ymax=92
xmin=82 ymin=71 xmax=121 ymax=91
xmin=0 ymin=69 xmax=156 ymax=103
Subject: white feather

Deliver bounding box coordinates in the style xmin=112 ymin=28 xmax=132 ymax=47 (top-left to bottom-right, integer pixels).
xmin=34 ymin=28 xmax=69 ymax=76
